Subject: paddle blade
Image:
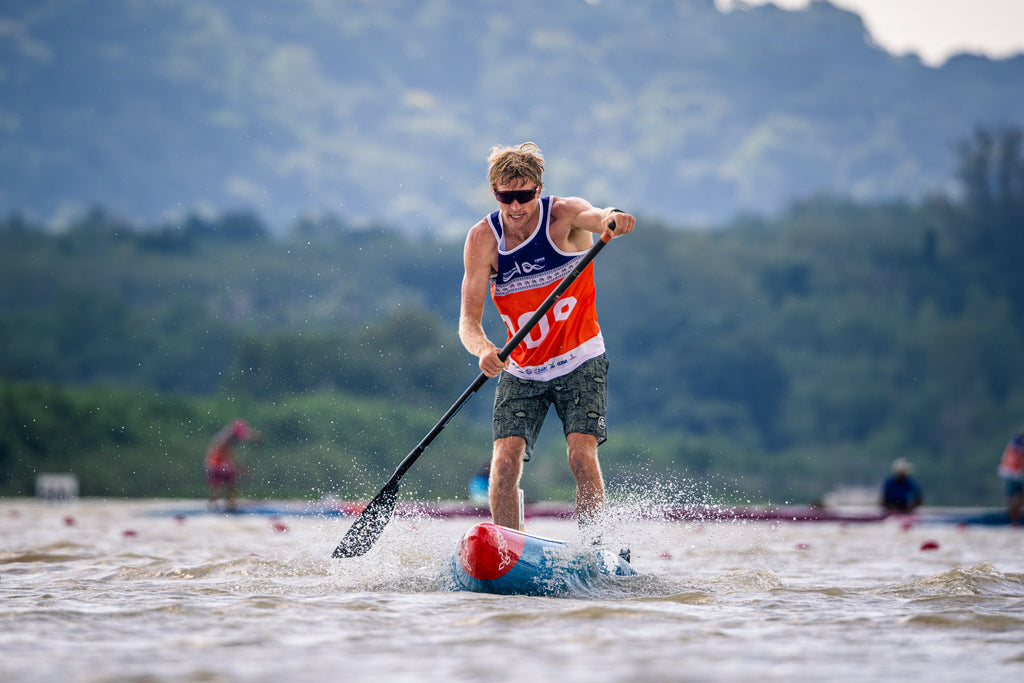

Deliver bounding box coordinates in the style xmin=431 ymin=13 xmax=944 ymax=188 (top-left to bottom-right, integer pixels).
xmin=331 ymin=482 xmax=399 ymax=558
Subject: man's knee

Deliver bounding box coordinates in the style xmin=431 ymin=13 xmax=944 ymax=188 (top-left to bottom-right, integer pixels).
xmin=566 ymin=432 xmax=597 ymax=454
xmin=491 ymin=438 xmax=526 ymax=480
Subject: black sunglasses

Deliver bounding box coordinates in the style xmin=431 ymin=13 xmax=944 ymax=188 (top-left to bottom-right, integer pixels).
xmin=493 ymin=187 xmax=539 ymax=204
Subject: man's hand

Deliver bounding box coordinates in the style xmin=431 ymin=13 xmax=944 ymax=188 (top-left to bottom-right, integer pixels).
xmin=604 ymin=209 xmax=636 ymax=240
xmin=478 ymin=345 xmax=508 ymax=378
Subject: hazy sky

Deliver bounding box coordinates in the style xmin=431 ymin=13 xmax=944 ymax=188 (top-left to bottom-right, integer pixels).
xmin=718 ymin=0 xmax=1024 ymax=66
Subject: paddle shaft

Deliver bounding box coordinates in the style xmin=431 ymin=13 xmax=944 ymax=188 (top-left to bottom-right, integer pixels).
xmin=332 ymin=222 xmax=616 ymax=558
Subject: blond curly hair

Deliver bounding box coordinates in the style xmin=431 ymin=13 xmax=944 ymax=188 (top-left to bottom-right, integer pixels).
xmin=487 ymin=142 xmax=544 ymax=189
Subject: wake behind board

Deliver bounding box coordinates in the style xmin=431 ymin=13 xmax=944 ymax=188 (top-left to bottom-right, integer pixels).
xmin=446 ymin=522 xmax=636 ymax=597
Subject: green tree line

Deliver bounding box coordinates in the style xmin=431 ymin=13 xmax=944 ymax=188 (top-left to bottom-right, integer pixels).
xmin=0 ymin=378 xmax=490 ymax=501
xmin=2 ymin=126 xmax=1023 ymax=507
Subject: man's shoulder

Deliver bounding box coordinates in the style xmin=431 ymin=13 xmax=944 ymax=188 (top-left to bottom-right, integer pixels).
xmin=548 ymin=195 xmax=579 ymax=218
xmin=464 ymin=218 xmax=498 ymax=268
xmin=466 ymin=216 xmax=496 ymax=243
xmin=549 ymin=195 xmax=595 ymax=227
xmin=548 ymin=196 xmax=583 ymax=230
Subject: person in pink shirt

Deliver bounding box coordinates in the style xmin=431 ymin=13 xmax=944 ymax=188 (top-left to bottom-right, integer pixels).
xmin=205 ymin=419 xmax=262 ymax=511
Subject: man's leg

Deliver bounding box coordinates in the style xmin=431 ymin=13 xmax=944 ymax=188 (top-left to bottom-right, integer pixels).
xmin=567 ymin=432 xmax=604 ymax=527
xmin=552 ymin=355 xmax=609 ymax=530
xmin=1009 ymin=489 xmax=1023 ymax=525
xmin=489 ymin=436 xmax=527 ymax=528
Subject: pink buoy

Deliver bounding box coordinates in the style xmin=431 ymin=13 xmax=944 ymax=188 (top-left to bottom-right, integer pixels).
xmin=271 ymin=520 xmax=289 ymax=533
xmin=63 ymin=516 xmax=76 ymax=527
xmin=795 ymin=542 xmax=810 ymax=550
xmin=174 ymin=514 xmax=187 ymax=525
xmin=920 ymin=540 xmax=940 ymax=551
xmin=122 ymin=529 xmax=138 ymax=538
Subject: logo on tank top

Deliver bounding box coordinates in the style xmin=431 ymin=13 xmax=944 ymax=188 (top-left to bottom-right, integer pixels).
xmin=501 ymin=256 xmax=546 ymax=283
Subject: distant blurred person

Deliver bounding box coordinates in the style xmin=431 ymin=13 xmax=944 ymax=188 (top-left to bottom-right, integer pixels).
xmin=205 ymin=419 xmax=262 ymax=511
xmin=880 ymin=458 xmax=923 ymax=512
xmin=469 ymin=461 xmax=490 ymax=505
xmin=998 ymin=429 xmax=1024 ymax=525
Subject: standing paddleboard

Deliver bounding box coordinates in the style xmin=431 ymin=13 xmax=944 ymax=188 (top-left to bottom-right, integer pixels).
xmin=446 ymin=522 xmax=636 ymax=597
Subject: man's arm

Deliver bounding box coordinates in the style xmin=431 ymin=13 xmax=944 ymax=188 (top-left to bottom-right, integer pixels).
xmin=551 ymin=196 xmax=636 ymax=250
xmin=458 ymin=221 xmax=506 ymax=378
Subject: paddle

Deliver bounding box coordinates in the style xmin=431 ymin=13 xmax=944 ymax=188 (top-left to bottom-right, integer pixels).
xmin=331 ymin=219 xmax=619 ymax=558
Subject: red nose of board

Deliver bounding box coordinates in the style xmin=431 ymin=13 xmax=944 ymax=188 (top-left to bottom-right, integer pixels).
xmin=458 ymin=523 xmax=526 ymax=581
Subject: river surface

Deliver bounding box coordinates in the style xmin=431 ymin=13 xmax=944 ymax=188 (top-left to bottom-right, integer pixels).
xmin=2 ymin=498 xmax=1024 ymax=682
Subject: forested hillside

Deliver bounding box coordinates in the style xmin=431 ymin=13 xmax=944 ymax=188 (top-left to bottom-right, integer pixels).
xmin=1 ymin=0 xmax=1022 ymax=233
xmin=3 ymin=127 xmax=1023 ymax=507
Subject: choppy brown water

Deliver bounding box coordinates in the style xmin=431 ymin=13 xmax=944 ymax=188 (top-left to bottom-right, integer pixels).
xmin=3 ymin=498 xmax=1024 ymax=682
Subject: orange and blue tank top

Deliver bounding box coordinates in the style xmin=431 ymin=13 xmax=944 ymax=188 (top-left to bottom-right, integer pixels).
xmin=487 ymin=196 xmax=604 ymax=381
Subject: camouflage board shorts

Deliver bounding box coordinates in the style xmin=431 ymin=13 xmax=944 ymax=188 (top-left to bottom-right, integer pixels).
xmin=492 ymin=353 xmax=608 ymax=459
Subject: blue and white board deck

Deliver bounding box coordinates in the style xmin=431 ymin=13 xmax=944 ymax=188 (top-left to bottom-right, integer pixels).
xmin=447 ymin=522 xmax=636 ymax=597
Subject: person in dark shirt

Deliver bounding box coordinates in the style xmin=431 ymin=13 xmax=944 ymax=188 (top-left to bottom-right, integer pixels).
xmin=881 ymin=458 xmax=923 ymax=512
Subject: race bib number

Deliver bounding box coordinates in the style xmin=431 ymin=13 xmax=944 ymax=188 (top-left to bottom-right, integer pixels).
xmin=503 ymin=297 xmax=577 ymax=348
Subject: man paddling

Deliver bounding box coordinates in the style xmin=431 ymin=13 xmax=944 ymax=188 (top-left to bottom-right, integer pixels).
xmin=458 ymin=142 xmax=635 ymax=535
